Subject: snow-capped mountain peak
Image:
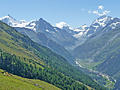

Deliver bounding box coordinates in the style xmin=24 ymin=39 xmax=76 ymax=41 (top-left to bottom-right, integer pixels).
xmin=0 ymin=15 xmax=29 ymax=28
xmin=85 ymin=15 xmax=115 ymax=36
xmin=73 ymin=24 xmax=89 ymax=38
xmin=0 ymin=14 xmax=15 ymax=20
xmin=56 ymin=22 xmax=70 ymax=29
xmin=0 ymin=15 xmax=18 ymax=26
xmin=92 ymin=15 xmax=113 ymax=27
xmin=73 ymin=16 xmax=116 ymax=38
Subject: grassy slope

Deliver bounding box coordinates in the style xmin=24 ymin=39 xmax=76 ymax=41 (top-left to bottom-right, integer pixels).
xmin=0 ymin=69 xmax=60 ymax=90
xmin=0 ymin=24 xmax=44 ymax=65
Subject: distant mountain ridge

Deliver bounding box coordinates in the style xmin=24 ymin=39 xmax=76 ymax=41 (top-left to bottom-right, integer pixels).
xmin=1 ymin=15 xmax=120 ymax=37
xmin=1 ymin=15 xmax=120 ymax=64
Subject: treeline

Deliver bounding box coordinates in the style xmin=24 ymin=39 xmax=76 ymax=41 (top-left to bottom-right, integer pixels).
xmin=0 ymin=49 xmax=88 ymax=90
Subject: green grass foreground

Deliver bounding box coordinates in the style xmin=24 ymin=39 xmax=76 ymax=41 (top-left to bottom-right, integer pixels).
xmin=0 ymin=69 xmax=60 ymax=90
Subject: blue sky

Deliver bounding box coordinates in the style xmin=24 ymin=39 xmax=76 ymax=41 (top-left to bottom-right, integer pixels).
xmin=0 ymin=0 xmax=120 ymax=27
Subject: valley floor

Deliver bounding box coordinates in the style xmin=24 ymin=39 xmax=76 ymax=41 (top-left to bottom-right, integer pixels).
xmin=75 ymin=60 xmax=115 ymax=89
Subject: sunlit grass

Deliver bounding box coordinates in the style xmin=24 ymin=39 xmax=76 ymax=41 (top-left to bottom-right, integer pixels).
xmin=0 ymin=69 xmax=60 ymax=90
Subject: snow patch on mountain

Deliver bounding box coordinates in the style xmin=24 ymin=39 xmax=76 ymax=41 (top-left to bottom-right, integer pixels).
xmin=56 ymin=22 xmax=70 ymax=29
xmin=74 ymin=25 xmax=88 ymax=32
xmin=25 ymin=21 xmax=36 ymax=31
xmin=110 ymin=20 xmax=120 ymax=29
xmin=73 ymin=32 xmax=84 ymax=38
xmin=92 ymin=15 xmax=113 ymax=28
xmin=73 ymin=25 xmax=89 ymax=38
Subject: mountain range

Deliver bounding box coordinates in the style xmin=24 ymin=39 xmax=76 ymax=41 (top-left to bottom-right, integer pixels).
xmin=1 ymin=15 xmax=120 ymax=50
xmin=1 ymin=14 xmax=120 ymax=89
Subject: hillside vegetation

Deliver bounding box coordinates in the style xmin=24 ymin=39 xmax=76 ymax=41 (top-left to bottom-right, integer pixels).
xmin=0 ymin=69 xmax=60 ymax=90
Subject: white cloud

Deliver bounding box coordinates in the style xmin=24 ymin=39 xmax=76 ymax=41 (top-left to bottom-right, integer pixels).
xmin=92 ymin=10 xmax=110 ymax=16
xmin=98 ymin=5 xmax=104 ymax=10
xmin=88 ymin=5 xmax=110 ymax=16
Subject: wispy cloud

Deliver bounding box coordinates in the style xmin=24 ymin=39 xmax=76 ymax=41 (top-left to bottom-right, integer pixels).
xmin=92 ymin=10 xmax=110 ymax=16
xmin=88 ymin=5 xmax=110 ymax=16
